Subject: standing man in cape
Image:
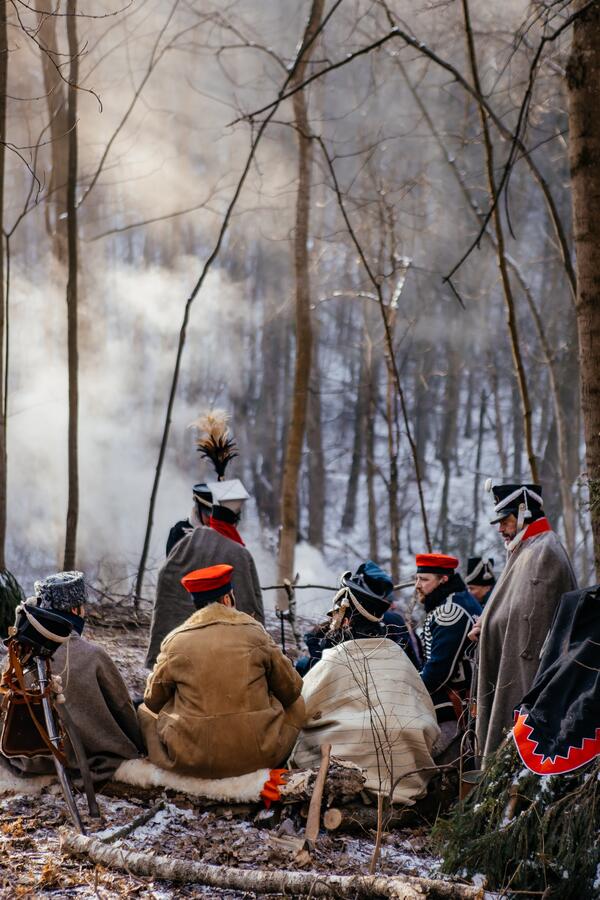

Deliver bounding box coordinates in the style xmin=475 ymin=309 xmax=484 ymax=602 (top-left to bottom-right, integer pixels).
xmin=146 ymin=412 xmax=264 ymax=668
xmin=475 ymin=482 xmax=576 ymax=763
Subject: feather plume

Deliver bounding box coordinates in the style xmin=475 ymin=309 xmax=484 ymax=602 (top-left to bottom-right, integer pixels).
xmin=190 ymin=409 xmax=238 ymax=479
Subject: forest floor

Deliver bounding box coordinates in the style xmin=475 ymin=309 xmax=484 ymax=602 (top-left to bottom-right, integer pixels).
xmin=0 ymin=606 xmax=462 ymax=899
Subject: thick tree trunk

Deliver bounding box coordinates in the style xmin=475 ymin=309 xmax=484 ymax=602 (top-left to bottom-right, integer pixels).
xmin=0 ymin=0 xmax=7 ymax=570
xmin=277 ymin=0 xmax=324 ymax=608
xmin=567 ymin=0 xmax=600 ymax=577
xmin=63 ymin=0 xmax=79 ymax=570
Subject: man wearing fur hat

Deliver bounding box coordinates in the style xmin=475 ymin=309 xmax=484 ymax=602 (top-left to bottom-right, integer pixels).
xmin=290 ymin=562 xmax=440 ymax=805
xmin=475 ymin=482 xmax=576 ymax=763
xmin=140 ymin=565 xmax=304 ymax=779
xmin=0 ymin=572 xmax=143 ymax=783
xmin=147 ymin=413 xmax=264 ymax=668
xmin=414 ymin=553 xmax=482 ymax=755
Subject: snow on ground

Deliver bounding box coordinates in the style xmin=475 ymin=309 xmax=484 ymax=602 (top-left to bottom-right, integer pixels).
xmin=0 ymin=617 xmax=457 ymax=898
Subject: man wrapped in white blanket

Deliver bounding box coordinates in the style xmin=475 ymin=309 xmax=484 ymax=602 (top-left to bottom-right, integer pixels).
xmin=290 ymin=562 xmax=440 ymax=806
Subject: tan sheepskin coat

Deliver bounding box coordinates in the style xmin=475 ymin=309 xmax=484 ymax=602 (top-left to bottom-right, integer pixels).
xmin=476 ymin=529 xmax=576 ymax=763
xmin=289 ymin=638 xmax=440 ymax=805
xmin=139 ymin=604 xmax=305 ymax=779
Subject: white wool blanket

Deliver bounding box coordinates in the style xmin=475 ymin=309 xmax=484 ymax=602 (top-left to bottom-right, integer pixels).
xmin=0 ymin=759 xmax=271 ymax=803
xmin=113 ymin=758 xmax=271 ymax=803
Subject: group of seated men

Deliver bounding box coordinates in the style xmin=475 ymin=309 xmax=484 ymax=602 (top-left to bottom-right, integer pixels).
xmin=0 ymin=544 xmax=494 ymax=806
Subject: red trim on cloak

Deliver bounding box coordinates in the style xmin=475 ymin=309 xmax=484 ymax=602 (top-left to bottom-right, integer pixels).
xmin=513 ymin=711 xmax=600 ymax=775
xmin=209 ymin=516 xmax=245 ymax=546
xmin=521 ymin=517 xmax=552 ymax=541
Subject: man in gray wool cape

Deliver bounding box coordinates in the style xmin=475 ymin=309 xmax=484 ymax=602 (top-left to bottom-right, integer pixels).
xmin=474 ymin=482 xmax=576 ymax=764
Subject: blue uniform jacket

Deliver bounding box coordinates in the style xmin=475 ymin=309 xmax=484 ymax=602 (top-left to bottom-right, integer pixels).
xmin=420 ymin=574 xmax=482 ymax=723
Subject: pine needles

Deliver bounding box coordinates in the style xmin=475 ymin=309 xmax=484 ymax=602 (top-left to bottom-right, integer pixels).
xmin=0 ymin=569 xmax=24 ymax=639
xmin=433 ymin=739 xmax=600 ymax=898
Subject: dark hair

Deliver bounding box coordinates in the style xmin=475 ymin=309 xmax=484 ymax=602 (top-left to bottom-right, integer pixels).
xmin=325 ymin=610 xmax=385 ymax=648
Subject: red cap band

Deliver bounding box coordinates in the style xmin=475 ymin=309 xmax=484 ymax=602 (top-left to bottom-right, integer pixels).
xmin=415 ymin=553 xmax=459 ymax=573
xmin=181 ymin=564 xmax=234 ymax=596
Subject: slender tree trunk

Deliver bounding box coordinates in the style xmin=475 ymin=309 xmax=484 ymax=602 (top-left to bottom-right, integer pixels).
xmin=255 ymin=297 xmax=282 ymax=527
xmin=307 ymin=328 xmax=325 ymax=548
xmin=511 ymin=378 xmax=523 ymax=482
xmin=63 ymin=0 xmax=79 ymax=570
xmin=386 ymin=371 xmax=400 ymax=582
xmin=341 ymin=346 xmax=367 ymax=532
xmin=462 ymin=0 xmax=538 ymax=484
xmin=37 ymin=6 xmax=69 ymax=261
xmin=277 ymin=0 xmax=325 ymax=608
xmin=365 ymin=321 xmax=379 ymax=561
xmin=0 ymin=0 xmax=7 ymax=569
xmin=567 ymin=0 xmax=600 ymax=576
xmin=463 ymin=367 xmax=474 ymax=440
xmin=435 ymin=347 xmax=461 ymax=550
xmin=490 ymin=362 xmax=508 ymax=477
xmin=470 ymin=390 xmax=486 ymax=554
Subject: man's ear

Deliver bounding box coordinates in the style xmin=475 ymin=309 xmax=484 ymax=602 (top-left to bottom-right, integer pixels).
xmin=441 ymin=574 xmax=449 ymax=585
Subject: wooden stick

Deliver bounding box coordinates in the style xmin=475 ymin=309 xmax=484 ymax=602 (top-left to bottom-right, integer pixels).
xmin=61 ymin=830 xmax=485 ymax=897
xmin=304 ymin=743 xmax=331 ymax=848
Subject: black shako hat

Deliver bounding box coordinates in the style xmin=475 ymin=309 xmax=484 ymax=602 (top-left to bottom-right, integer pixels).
xmin=7 ymin=601 xmax=73 ymax=656
xmin=465 ymin=556 xmax=496 ymax=587
xmin=487 ymin=481 xmax=544 ymax=525
xmin=329 ymin=560 xmax=394 ymax=624
xmin=192 ymin=482 xmax=213 ymax=510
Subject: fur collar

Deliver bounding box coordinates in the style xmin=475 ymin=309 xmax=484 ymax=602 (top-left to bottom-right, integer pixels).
xmin=178 ymin=603 xmax=259 ymax=631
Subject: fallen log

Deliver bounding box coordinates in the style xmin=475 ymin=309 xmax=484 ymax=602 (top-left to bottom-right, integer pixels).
xmin=61 ymin=830 xmax=485 ymax=898
xmin=323 ymin=804 xmax=425 ymax=834
xmin=281 ymin=756 xmax=365 ymax=806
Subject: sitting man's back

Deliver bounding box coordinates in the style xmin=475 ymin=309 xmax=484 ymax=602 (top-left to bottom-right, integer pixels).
xmin=139 ymin=564 xmax=304 ymax=779
xmin=1 ymin=571 xmax=143 ymax=784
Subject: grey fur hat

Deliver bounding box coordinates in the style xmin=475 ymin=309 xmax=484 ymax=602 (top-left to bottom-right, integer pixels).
xmin=35 ymin=570 xmax=87 ymax=612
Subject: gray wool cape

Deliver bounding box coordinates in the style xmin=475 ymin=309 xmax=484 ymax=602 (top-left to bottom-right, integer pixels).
xmin=0 ymin=633 xmax=143 ymax=783
xmin=145 ymin=525 xmax=265 ymax=668
xmin=475 ymin=528 xmax=576 ymax=763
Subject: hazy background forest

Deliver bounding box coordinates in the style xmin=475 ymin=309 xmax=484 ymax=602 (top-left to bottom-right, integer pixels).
xmin=2 ymin=0 xmax=589 ymax=610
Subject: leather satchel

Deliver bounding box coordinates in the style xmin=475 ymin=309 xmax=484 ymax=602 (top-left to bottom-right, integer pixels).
xmin=1 ymin=693 xmax=51 ymax=757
